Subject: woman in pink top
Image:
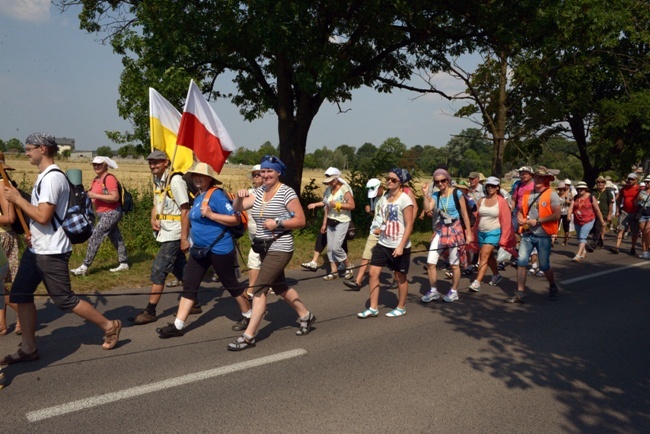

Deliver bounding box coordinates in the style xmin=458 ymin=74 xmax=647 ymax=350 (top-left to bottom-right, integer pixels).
xmin=70 ymin=157 xmax=128 ymax=276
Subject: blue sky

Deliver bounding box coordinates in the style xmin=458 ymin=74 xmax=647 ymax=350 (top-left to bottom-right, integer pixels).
xmin=0 ymin=1 xmax=475 ymax=152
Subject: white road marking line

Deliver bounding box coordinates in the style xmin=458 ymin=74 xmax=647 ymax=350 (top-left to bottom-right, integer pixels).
xmin=560 ymin=261 xmax=650 ymax=285
xmin=26 ymin=348 xmax=307 ymax=422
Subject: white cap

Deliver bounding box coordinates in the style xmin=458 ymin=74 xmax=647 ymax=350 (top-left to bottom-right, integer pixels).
xmin=92 ymin=156 xmax=118 ymax=169
xmin=627 ymin=173 xmax=638 ymax=179
xmin=365 ymin=178 xmax=381 ymax=198
xmin=323 ymin=167 xmax=342 ymax=184
xmin=563 ymin=178 xmax=572 ymax=185
xmin=485 ymin=176 xmax=500 ymax=186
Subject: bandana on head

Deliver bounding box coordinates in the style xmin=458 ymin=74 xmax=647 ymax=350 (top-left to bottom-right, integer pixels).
xmin=433 ymin=168 xmax=451 ymax=184
xmin=390 ymin=168 xmax=412 ymax=185
xmin=26 ymin=132 xmax=57 ymax=147
xmin=260 ymin=155 xmax=286 ymax=175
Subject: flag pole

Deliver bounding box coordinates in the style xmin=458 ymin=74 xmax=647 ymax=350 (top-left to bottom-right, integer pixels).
xmin=0 ymin=165 xmax=30 ymax=237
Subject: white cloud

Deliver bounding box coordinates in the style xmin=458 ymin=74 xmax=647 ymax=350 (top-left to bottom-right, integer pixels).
xmin=0 ymin=0 xmax=50 ymax=23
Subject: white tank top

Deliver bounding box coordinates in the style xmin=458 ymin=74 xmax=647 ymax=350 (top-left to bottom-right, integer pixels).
xmin=478 ymin=201 xmax=500 ymax=232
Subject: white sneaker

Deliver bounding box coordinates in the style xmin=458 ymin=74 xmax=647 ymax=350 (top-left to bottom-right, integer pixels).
xmin=443 ymin=290 xmax=459 ymax=303
xmin=421 ymin=289 xmax=441 ymax=303
xmin=469 ymin=280 xmax=481 ymax=292
xmin=527 ymin=268 xmax=538 ymax=276
xmin=110 ymin=263 xmax=130 ymax=272
xmin=639 ymin=251 xmax=650 ymax=259
xmin=535 ymin=269 xmax=545 ymax=277
xmin=70 ymin=264 xmax=88 ymax=276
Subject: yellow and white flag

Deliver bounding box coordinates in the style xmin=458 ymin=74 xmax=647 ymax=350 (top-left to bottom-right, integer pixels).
xmin=149 ymin=88 xmax=194 ymax=172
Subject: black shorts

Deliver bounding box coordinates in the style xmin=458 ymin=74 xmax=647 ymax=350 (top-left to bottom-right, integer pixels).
xmin=369 ymin=244 xmax=411 ymax=275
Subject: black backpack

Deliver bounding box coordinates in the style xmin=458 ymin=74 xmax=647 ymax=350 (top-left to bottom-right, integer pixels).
xmin=37 ymin=169 xmax=95 ymax=244
xmin=435 ymin=188 xmax=477 ymax=229
xmin=103 ymin=174 xmax=134 ymax=214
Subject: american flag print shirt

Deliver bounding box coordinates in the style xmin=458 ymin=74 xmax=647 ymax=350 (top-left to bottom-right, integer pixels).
xmin=377 ymin=192 xmax=413 ymax=249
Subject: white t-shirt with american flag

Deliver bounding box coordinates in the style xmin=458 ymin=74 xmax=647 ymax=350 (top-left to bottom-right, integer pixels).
xmin=377 ymin=191 xmax=413 ymax=249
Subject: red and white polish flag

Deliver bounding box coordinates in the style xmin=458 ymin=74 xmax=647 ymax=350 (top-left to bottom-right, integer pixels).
xmin=177 ymin=80 xmax=235 ymax=173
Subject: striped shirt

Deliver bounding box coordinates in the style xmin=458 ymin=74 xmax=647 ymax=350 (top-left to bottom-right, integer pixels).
xmin=250 ymin=183 xmax=297 ymax=252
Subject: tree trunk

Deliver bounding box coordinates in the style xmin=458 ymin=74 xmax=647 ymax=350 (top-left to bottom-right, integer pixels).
xmin=491 ymin=53 xmax=508 ymax=177
xmin=568 ymin=115 xmax=598 ymax=185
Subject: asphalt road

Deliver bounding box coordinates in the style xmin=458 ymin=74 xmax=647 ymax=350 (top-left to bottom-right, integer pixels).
xmin=1 ymin=235 xmax=649 ymax=433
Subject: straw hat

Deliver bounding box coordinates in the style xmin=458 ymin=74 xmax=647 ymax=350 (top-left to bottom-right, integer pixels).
xmin=184 ymin=162 xmax=222 ymax=185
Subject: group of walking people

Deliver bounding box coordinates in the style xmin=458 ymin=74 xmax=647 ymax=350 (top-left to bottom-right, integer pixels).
xmin=1 ymin=132 xmax=649 ymax=371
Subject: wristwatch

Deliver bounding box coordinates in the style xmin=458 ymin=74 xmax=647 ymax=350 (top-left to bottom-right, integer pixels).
xmin=275 ymin=218 xmax=284 ymax=229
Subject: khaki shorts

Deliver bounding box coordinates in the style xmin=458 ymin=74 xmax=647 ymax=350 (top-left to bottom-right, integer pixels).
xmin=362 ymin=233 xmax=380 ymax=260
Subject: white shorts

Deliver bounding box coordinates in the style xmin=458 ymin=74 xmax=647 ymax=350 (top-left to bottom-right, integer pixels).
xmin=247 ymin=248 xmax=261 ymax=270
xmin=426 ymin=234 xmax=460 ymax=267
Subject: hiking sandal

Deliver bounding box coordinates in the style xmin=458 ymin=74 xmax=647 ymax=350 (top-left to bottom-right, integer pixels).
xmin=102 ymin=320 xmax=122 ymax=350
xmin=296 ymin=312 xmax=316 ymax=336
xmin=227 ymin=334 xmax=256 ymax=351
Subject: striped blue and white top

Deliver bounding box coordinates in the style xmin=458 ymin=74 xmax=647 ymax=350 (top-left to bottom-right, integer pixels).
xmin=250 ymin=183 xmax=298 ymax=252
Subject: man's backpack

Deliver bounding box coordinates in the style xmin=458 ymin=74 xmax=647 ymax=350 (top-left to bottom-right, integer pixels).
xmin=37 ymin=169 xmax=95 ymax=244
xmin=167 ymin=171 xmax=198 ymax=206
xmin=103 ymin=174 xmax=134 ymax=214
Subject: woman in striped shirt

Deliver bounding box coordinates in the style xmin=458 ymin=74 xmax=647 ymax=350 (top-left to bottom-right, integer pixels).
xmin=229 ymin=156 xmax=316 ymax=351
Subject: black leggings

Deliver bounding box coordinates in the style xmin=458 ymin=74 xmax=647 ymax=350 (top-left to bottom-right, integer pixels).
xmin=558 ymin=215 xmax=570 ymax=235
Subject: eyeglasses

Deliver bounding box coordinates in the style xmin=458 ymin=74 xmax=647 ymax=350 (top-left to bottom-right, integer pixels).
xmin=433 ymin=179 xmax=448 ymax=185
xmin=25 ymin=145 xmax=41 ymax=153
xmin=386 ymin=177 xmax=400 ymax=183
xmin=252 ymin=172 xmax=261 ymax=177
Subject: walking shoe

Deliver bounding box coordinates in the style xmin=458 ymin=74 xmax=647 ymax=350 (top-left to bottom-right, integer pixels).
xmin=301 ymin=261 xmax=318 ymax=271
xmin=343 ymin=280 xmax=362 ymax=291
xmin=463 ymin=265 xmax=475 ymax=275
xmin=444 ymin=270 xmax=453 ymax=279
xmin=630 ymin=248 xmax=637 ymax=256
xmin=609 ymin=247 xmax=619 ymax=254
xmin=70 ymin=264 xmax=88 ymax=276
xmin=639 ymin=251 xmax=650 ymax=259
xmin=421 ymin=289 xmax=441 ymax=303
xmin=385 ymin=307 xmax=406 ymax=317
xmin=571 ymin=256 xmax=582 ymax=262
xmin=110 ymin=263 xmax=129 ymax=272
xmin=357 ymin=308 xmax=379 ymax=318
xmin=535 ymin=269 xmax=545 ymax=277
xmin=527 ymin=268 xmax=539 ymax=276
xmin=443 ymin=290 xmax=459 ymax=302
xmin=130 ymin=310 xmax=158 ymax=325
xmin=296 ymin=312 xmax=316 ymax=336
xmin=489 ymin=274 xmax=503 ymax=287
xmin=228 ymin=334 xmax=256 ymax=351
xmin=549 ymin=284 xmax=559 ymax=301
xmin=504 ymin=291 xmax=526 ymax=304
xmin=232 ymin=316 xmax=250 ymax=331
xmin=323 ymin=273 xmax=338 ymax=281
xmin=497 ymin=262 xmax=506 ymax=271
xmin=469 ymin=280 xmax=481 ymax=292
xmin=344 ymin=268 xmax=354 ymax=280
xmin=189 ymin=305 xmax=203 ymax=315
xmin=585 ymin=243 xmax=594 ymax=253
xmin=156 ymin=323 xmax=184 ymax=338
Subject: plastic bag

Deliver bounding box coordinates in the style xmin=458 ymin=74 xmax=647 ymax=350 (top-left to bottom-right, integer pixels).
xmin=497 ymin=247 xmax=512 ymax=263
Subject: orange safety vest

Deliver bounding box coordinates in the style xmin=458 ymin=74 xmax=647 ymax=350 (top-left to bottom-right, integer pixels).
xmin=520 ymin=189 xmax=558 ymax=236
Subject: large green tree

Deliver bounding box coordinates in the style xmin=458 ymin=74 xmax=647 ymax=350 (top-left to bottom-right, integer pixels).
xmin=58 ymin=0 xmax=469 ymax=192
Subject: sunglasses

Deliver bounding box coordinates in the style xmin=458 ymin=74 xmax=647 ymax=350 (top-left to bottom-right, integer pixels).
xmin=433 ymin=179 xmax=448 ymax=185
xmin=365 ymin=186 xmax=378 ymax=190
xmin=627 ymin=178 xmax=636 ymax=181
xmin=557 ymin=188 xmax=566 ymax=191
xmin=252 ymin=172 xmax=261 ymax=177
xmin=386 ymin=177 xmax=400 ymax=183
xmin=485 ymin=184 xmax=498 ymax=188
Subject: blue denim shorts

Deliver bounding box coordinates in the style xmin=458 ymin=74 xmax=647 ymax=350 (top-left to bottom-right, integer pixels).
xmin=517 ymin=234 xmax=552 ymax=271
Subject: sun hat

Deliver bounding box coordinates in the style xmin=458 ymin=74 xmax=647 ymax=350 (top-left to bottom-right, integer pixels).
xmin=534 ymin=166 xmax=555 ymax=181
xmin=91 ymin=156 xmax=119 ymax=169
xmin=184 ymin=162 xmax=222 ymax=185
xmin=456 ymin=180 xmax=470 ymax=190
xmin=575 ymin=181 xmax=589 ymax=190
xmin=595 ymin=176 xmax=606 ymax=182
xmin=517 ymin=166 xmax=534 ymax=174
xmin=365 ymin=178 xmax=381 ymax=198
xmin=0 ymin=152 xmax=15 ymax=171
xmin=556 ymin=181 xmax=566 ymax=189
xmin=248 ymin=164 xmax=261 ymax=180
xmin=323 ymin=167 xmax=342 ymax=184
xmin=485 ymin=176 xmax=500 ymax=186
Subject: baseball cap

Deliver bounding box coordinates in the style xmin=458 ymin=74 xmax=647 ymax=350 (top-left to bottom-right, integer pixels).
xmin=517 ymin=166 xmax=533 ymax=174
xmin=485 ymin=176 xmax=500 ymax=186
xmin=365 ymin=178 xmax=381 ymax=198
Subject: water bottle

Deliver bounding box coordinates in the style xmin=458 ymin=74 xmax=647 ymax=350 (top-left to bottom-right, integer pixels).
xmin=275 ymin=211 xmax=294 ymax=230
